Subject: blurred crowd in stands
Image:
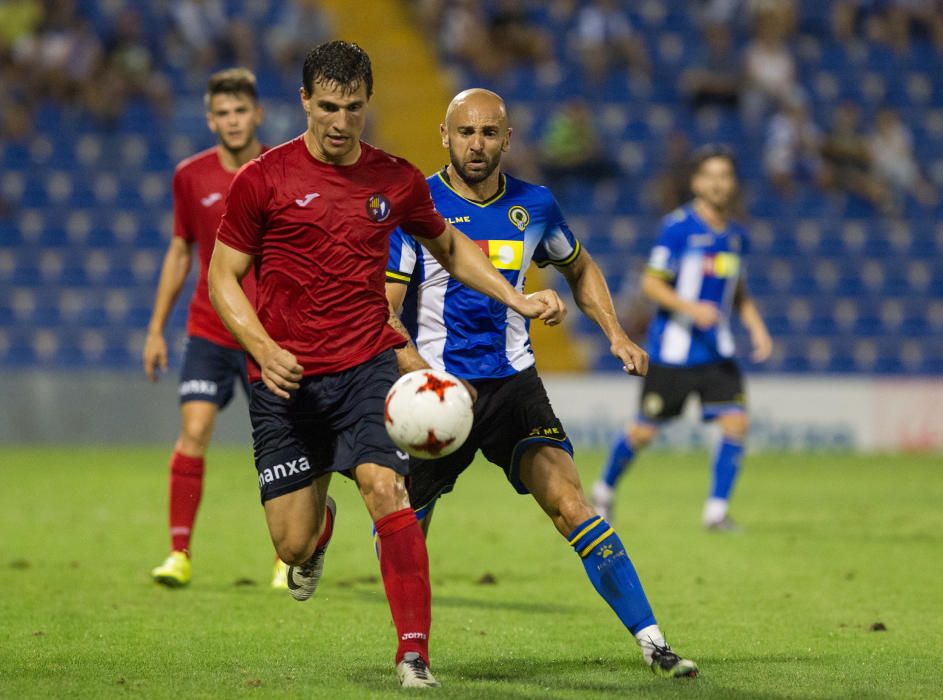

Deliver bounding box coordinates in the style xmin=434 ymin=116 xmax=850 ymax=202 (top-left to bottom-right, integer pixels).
xmin=2 ymin=0 xmax=942 ymax=217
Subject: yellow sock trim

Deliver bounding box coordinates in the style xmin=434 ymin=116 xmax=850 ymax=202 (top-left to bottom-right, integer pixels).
xmin=568 ymin=516 xmax=603 ymax=546
xmin=580 ymin=528 xmax=614 ymax=559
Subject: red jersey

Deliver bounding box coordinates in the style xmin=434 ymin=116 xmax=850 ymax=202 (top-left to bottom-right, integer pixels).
xmin=173 ymin=147 xmax=259 ymax=349
xmin=217 ymin=137 xmax=445 ymax=380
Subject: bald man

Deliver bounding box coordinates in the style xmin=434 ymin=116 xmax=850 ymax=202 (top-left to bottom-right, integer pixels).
xmin=385 ymin=89 xmax=699 ymax=679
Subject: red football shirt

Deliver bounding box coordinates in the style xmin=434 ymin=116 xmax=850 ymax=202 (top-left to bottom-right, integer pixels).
xmin=172 ymin=147 xmax=259 ymax=349
xmin=217 ymin=137 xmax=445 ymax=379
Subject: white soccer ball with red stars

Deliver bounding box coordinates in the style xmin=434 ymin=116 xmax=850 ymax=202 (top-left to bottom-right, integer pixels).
xmin=384 ymin=369 xmax=473 ymax=459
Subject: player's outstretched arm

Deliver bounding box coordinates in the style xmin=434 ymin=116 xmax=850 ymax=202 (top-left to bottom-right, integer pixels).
xmin=208 ymin=240 xmax=303 ymax=398
xmin=420 ymin=222 xmax=567 ymax=325
xmin=558 ymin=249 xmax=648 ymax=376
xmin=143 ymin=236 xmax=193 ymax=382
xmin=641 ymin=271 xmax=719 ymax=330
xmin=734 ymin=279 xmax=773 ymax=362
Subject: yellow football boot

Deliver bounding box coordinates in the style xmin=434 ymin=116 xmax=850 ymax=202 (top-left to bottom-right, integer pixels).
xmin=151 ymin=550 xmax=191 ymax=587
xmin=271 ymin=558 xmax=289 ymax=589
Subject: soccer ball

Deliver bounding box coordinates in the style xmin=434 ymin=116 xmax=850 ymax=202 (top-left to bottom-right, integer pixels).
xmin=384 ymin=369 xmax=473 ymax=459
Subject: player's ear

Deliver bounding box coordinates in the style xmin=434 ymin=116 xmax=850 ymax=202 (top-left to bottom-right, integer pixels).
xmin=206 ymin=111 xmax=218 ymax=135
xmin=439 ymin=123 xmax=449 ymax=149
xmin=299 ymin=86 xmax=310 ymax=112
xmin=503 ymin=126 xmax=512 ymax=152
xmin=254 ymin=103 xmax=265 ymax=126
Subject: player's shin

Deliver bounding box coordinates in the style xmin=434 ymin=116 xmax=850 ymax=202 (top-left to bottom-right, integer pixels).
xmin=601 ymin=433 xmax=636 ymax=487
xmin=705 ymin=437 xmax=744 ymax=524
xmin=168 ymin=451 xmax=205 ymax=553
xmin=568 ymin=516 xmax=657 ymax=637
xmin=375 ymin=508 xmax=432 ymax=665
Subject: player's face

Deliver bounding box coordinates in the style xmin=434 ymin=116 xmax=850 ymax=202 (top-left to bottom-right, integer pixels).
xmin=691 ymin=157 xmax=737 ymax=211
xmin=300 ymin=80 xmax=369 ymax=165
xmin=441 ymin=103 xmax=511 ymax=185
xmin=206 ymin=93 xmax=262 ymax=153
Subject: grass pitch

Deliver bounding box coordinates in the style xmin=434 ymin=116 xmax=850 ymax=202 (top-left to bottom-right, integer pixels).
xmin=1 ymin=446 xmax=940 ymax=698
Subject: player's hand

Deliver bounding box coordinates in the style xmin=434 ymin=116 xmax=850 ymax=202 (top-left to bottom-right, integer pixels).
xmin=259 ymin=345 xmax=304 ymax=399
xmin=611 ymin=334 xmax=649 ymax=376
xmin=687 ymin=301 xmax=720 ymax=330
xmin=750 ymin=328 xmax=773 ymax=363
xmin=143 ymin=332 xmax=168 ymax=383
xmin=516 ymin=290 xmax=567 ymax=326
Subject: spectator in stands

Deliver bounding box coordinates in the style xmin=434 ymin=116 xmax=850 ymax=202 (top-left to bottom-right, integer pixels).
xmin=486 ymin=0 xmax=554 ymax=70
xmin=763 ymin=93 xmax=825 ymax=195
xmin=84 ymin=6 xmax=172 ymax=124
xmin=679 ymin=23 xmax=741 ymax=112
xmin=651 ymin=131 xmax=692 ymax=213
xmin=436 ymin=0 xmax=505 ymax=77
xmin=167 ymin=0 xmax=255 ymax=74
xmin=537 ymin=98 xmax=621 ymax=185
xmin=742 ymin=5 xmax=798 ymax=128
xmin=571 ymin=0 xmax=650 ymax=84
xmin=266 ymin=0 xmax=333 ymax=76
xmin=868 ymin=107 xmax=938 ymax=209
xmin=820 ymin=101 xmax=887 ymax=209
xmin=884 ymin=0 xmax=943 ymax=54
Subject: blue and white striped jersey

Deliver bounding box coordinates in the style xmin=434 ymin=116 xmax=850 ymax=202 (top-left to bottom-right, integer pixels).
xmin=387 ymin=169 xmax=581 ymax=380
xmin=646 ymin=203 xmax=749 ymax=367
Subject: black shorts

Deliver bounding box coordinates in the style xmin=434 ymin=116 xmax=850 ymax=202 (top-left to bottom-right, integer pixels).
xmin=638 ymin=359 xmax=746 ymax=423
xmin=249 ymin=349 xmax=409 ymax=503
xmin=407 ymin=366 xmax=573 ymax=512
xmin=178 ymin=335 xmax=249 ymax=408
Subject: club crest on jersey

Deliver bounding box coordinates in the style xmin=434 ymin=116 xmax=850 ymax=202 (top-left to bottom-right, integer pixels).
xmin=508 ymin=205 xmax=529 ymax=232
xmin=366 ymin=193 xmax=391 ymax=222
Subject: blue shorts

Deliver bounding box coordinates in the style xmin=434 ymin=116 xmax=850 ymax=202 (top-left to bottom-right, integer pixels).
xmin=249 ymin=349 xmax=409 ymax=503
xmin=178 ymin=335 xmax=249 ymax=408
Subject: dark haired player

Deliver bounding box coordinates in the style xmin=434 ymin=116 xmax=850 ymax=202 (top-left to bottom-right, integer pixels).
xmin=387 ymin=88 xmax=698 ymax=679
xmin=208 ymin=42 xmax=565 ymax=689
xmin=143 ymin=69 xmax=288 ymax=589
xmin=592 ymin=146 xmax=773 ymax=531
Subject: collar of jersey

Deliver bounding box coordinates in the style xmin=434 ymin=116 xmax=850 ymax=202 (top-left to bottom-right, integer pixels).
xmin=436 ymin=167 xmax=507 ymax=208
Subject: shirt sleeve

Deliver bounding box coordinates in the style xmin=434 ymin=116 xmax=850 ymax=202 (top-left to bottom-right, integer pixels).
xmin=386 ymin=227 xmax=420 ymax=284
xmin=171 ymin=168 xmax=193 ymax=242
xmin=216 ymin=160 xmax=268 ymax=255
xmin=532 ymin=194 xmax=582 ymax=268
xmin=399 ymin=167 xmax=446 ymax=240
xmin=646 ymin=221 xmax=686 ymax=280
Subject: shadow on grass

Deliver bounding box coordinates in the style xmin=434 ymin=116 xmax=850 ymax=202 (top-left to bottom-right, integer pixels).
xmin=347 ymin=654 xmax=800 ymax=699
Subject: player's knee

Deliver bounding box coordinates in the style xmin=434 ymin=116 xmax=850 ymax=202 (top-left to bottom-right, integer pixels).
xmin=272 ymin=531 xmax=317 ymax=566
xmin=629 ymin=423 xmax=658 ymax=449
xmin=359 ymin=473 xmax=409 ymax=518
xmin=720 ymin=412 xmax=749 ymax=440
xmin=178 ymin=416 xmax=213 ymax=454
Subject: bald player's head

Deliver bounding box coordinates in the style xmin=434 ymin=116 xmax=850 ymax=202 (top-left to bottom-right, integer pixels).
xmin=441 ymin=88 xmax=512 ymax=186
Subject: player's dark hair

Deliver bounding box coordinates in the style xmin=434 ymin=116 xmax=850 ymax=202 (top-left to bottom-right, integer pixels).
xmin=690 ymin=144 xmax=737 ymax=176
xmin=204 ymin=68 xmax=258 ymax=107
xmin=302 ymin=40 xmax=373 ymax=97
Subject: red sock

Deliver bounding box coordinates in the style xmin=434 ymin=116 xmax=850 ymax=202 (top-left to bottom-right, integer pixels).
xmin=375 ymin=508 xmax=432 ymax=665
xmin=168 ymin=451 xmax=204 ymax=553
xmin=316 ymin=500 xmax=334 ymax=550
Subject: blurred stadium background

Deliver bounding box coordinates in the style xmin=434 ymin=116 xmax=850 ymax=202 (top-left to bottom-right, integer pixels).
xmin=0 ymin=0 xmax=941 ymax=451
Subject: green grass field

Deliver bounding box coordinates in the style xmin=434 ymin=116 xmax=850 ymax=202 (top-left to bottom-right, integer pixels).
xmin=1 ymin=446 xmax=940 ymax=698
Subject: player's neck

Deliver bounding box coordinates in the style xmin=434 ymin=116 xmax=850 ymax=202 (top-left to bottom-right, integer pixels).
xmin=693 ymin=198 xmax=729 ymax=231
xmin=217 ymin=140 xmax=262 ymax=173
xmin=445 ymin=164 xmax=502 ymax=203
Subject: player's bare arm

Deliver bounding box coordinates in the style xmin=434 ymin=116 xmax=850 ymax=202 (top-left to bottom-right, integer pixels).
xmin=641 ymin=271 xmax=719 ymax=330
xmin=734 ymin=278 xmax=773 ymax=362
xmin=386 ymin=283 xmax=429 ymax=374
xmin=559 ymin=249 xmax=649 ymax=376
xmin=144 ymin=236 xmax=193 ymax=382
xmin=208 ymin=240 xmax=303 ymax=398
xmin=420 ymin=221 xmax=567 ymax=325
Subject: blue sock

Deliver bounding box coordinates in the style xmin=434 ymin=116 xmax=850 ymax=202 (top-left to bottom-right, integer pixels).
xmin=710 ymin=437 xmax=744 ymax=500
xmin=601 ymin=433 xmax=635 ymax=488
xmin=568 ymin=516 xmax=656 ymax=635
